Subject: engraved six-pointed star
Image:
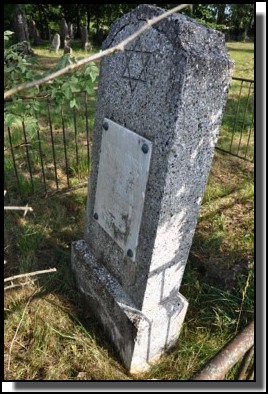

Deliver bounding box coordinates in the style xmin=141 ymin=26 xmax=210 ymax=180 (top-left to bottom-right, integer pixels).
xmin=122 ymin=37 xmax=153 ymax=92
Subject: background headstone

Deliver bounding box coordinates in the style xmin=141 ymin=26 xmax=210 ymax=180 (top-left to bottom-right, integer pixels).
xmin=72 ymin=4 xmax=233 ymax=373
xmin=50 ymin=33 xmax=60 ymax=53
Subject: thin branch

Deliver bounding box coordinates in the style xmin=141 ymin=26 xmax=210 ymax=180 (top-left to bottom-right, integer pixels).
xmin=47 ymin=324 xmax=79 ymax=341
xmin=4 ymin=279 xmax=36 ymax=291
xmin=4 ymin=93 xmax=50 ymax=102
xmin=4 ymin=143 xmax=32 ymax=151
xmin=4 ymin=268 xmax=57 ymax=283
xmin=4 ymin=4 xmax=190 ymax=100
xmin=4 ymin=205 xmax=33 ymax=217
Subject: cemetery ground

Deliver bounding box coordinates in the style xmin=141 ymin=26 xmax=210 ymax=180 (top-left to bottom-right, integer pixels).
xmin=4 ymin=41 xmax=254 ymax=380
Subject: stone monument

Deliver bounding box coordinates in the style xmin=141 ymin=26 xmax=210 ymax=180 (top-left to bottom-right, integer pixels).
xmin=72 ymin=4 xmax=233 ymax=373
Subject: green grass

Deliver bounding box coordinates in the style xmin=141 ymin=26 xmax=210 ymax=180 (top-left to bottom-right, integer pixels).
xmin=226 ymin=42 xmax=254 ymax=80
xmin=4 ymin=42 xmax=254 ymax=380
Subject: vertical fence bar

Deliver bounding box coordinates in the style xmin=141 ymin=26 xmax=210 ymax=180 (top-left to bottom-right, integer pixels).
xmin=85 ymin=91 xmax=90 ymax=171
xmin=229 ymin=80 xmax=244 ymax=152
xmin=73 ymin=105 xmax=80 ymax=180
xmin=7 ymin=126 xmax=21 ymax=195
xmin=35 ymin=118 xmax=47 ymax=193
xmin=61 ymin=106 xmax=70 ymax=187
xmin=22 ymin=120 xmax=34 ymax=192
xmin=244 ymin=112 xmax=254 ymax=160
xmin=237 ymin=82 xmax=252 ymax=156
xmin=47 ymin=98 xmax=59 ymax=191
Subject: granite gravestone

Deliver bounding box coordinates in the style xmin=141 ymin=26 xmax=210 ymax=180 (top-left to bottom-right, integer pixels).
xmin=72 ymin=4 xmax=233 ymax=373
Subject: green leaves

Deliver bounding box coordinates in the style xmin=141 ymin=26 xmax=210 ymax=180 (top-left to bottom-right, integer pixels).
xmin=4 ymin=30 xmax=14 ymax=43
xmin=4 ymin=29 xmax=99 ymax=125
xmin=4 ymin=113 xmax=19 ymax=128
xmin=70 ymin=98 xmax=78 ymax=109
xmin=48 ymin=57 xmax=99 ymax=109
xmin=4 ymin=31 xmax=36 ymax=92
xmin=84 ymin=64 xmax=99 ymax=83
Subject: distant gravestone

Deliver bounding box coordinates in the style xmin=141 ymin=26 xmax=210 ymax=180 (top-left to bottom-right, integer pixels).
xmin=50 ymin=33 xmax=60 ymax=53
xmin=72 ymin=4 xmax=233 ymax=373
xmin=81 ymin=26 xmax=90 ymax=51
xmin=60 ymin=18 xmax=68 ymax=48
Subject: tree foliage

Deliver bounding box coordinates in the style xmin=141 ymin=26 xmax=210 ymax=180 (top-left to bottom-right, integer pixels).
xmin=4 ymin=30 xmax=99 ymax=130
xmin=4 ymin=3 xmax=255 ymax=41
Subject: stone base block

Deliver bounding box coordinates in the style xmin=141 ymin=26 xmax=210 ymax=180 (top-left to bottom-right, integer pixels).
xmin=71 ymin=240 xmax=188 ymax=373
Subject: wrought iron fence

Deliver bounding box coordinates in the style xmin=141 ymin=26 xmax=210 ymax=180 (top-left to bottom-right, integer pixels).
xmin=4 ymin=76 xmax=254 ymax=199
xmin=4 ymin=92 xmax=94 ymax=199
xmin=216 ymin=77 xmax=254 ymax=162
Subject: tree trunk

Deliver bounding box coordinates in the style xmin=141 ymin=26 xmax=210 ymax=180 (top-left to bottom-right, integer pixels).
xmin=96 ymin=15 xmax=100 ymax=35
xmin=244 ymin=13 xmax=254 ymax=40
xmin=12 ymin=4 xmax=29 ymax=43
xmin=38 ymin=6 xmax=49 ymax=40
xmin=216 ymin=4 xmax=226 ymax=25
xmin=87 ymin=9 xmax=90 ymax=32
xmin=76 ymin=4 xmax=81 ymax=38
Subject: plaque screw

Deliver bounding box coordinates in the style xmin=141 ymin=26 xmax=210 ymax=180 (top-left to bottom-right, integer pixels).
xmin=127 ymin=249 xmax=133 ymax=258
xmin=103 ymin=121 xmax=109 ymax=131
xmin=94 ymin=212 xmax=98 ymax=220
xmin=141 ymin=143 xmax=149 ymax=154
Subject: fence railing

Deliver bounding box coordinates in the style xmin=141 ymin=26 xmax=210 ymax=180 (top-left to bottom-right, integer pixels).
xmin=4 ymin=76 xmax=254 ymax=199
xmin=216 ymin=77 xmax=254 ymax=162
xmin=4 ymin=91 xmax=94 ymax=199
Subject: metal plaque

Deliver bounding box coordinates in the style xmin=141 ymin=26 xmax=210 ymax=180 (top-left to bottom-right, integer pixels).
xmin=94 ymin=118 xmax=152 ymax=260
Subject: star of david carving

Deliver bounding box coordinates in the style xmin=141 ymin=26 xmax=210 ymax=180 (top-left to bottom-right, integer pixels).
xmin=122 ymin=37 xmax=153 ymax=93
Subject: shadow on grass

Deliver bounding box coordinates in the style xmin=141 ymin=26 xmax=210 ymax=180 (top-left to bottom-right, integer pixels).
xmin=227 ymin=46 xmax=254 ymax=53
